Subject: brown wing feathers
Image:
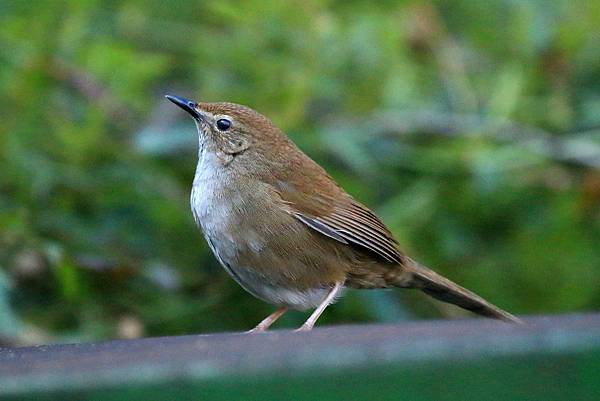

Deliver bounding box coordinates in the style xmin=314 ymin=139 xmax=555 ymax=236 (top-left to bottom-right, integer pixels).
xmin=294 ymin=213 xmax=349 ymax=244
xmin=319 ymin=206 xmax=402 ymax=263
xmin=292 ymin=197 xmax=403 ymax=264
xmin=272 ymin=161 xmax=520 ymax=323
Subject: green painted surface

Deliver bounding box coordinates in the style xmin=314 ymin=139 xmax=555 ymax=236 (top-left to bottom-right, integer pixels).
xmin=6 ymin=352 xmax=600 ymax=401
xmin=2 ymin=315 xmax=599 ymax=400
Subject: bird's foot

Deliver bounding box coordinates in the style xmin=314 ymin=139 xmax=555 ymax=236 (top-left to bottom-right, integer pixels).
xmin=293 ymin=324 xmax=314 ymax=332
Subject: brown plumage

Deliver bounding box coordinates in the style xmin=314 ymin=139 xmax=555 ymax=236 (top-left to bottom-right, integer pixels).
xmin=166 ymin=95 xmax=521 ymax=331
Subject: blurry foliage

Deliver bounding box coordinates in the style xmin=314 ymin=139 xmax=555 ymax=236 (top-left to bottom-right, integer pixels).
xmin=0 ymin=0 xmax=599 ymax=344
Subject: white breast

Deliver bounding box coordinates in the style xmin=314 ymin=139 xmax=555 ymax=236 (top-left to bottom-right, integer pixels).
xmin=190 ymin=149 xmax=238 ymax=264
xmin=191 ymin=149 xmax=266 ymax=295
xmin=189 ymin=149 xmax=330 ymax=310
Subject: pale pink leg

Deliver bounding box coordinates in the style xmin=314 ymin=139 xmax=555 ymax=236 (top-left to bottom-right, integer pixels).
xmin=246 ymin=307 xmax=288 ymax=333
xmin=295 ymin=282 xmax=344 ymax=332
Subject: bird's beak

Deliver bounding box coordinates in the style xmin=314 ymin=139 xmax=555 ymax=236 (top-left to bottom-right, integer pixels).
xmin=165 ymin=95 xmax=203 ymax=121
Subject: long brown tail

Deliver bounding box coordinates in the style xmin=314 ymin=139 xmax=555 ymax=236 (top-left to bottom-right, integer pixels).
xmin=395 ymin=259 xmax=522 ymax=324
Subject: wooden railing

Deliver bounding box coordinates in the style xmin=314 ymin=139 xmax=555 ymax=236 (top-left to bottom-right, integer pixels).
xmin=1 ymin=313 xmax=599 ymax=400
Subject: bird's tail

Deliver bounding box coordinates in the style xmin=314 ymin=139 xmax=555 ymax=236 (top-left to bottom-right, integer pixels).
xmin=393 ymin=259 xmax=522 ymax=324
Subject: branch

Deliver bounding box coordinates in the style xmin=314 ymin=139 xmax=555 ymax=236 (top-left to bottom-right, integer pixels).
xmin=328 ymin=110 xmax=600 ymax=169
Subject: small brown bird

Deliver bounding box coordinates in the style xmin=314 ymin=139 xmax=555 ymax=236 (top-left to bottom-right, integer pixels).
xmin=166 ymin=95 xmax=521 ymax=331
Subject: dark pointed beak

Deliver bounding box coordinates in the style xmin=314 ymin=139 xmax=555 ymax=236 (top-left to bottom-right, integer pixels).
xmin=165 ymin=95 xmax=202 ymax=120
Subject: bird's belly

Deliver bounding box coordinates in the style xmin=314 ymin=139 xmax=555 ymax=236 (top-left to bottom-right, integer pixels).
xmin=191 ymin=183 xmax=331 ymax=310
xmin=200 ymin=227 xmax=330 ymax=310
xmin=219 ymin=262 xmax=330 ymax=311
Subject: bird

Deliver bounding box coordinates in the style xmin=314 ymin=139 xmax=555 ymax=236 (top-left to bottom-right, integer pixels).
xmin=165 ymin=94 xmax=521 ymax=331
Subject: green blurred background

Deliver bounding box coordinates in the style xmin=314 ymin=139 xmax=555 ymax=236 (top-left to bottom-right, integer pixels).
xmin=0 ymin=0 xmax=599 ymax=346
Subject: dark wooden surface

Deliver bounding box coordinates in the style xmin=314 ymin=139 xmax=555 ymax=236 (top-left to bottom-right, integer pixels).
xmin=1 ymin=313 xmax=599 ymax=399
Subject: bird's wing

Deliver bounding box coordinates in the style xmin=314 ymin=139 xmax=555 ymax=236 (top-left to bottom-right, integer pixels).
xmin=273 ymin=179 xmax=403 ymax=264
xmin=294 ymin=202 xmax=403 ymax=264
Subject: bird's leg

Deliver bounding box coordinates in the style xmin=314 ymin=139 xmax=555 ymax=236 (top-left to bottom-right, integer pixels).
xmin=246 ymin=307 xmax=288 ymax=333
xmin=295 ymin=282 xmax=344 ymax=332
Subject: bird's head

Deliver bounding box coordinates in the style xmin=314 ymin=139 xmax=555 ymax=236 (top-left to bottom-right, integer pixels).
xmin=166 ymin=95 xmax=288 ymax=159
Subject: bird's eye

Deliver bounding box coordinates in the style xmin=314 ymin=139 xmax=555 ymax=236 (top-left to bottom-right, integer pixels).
xmin=216 ymin=118 xmax=232 ymax=131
